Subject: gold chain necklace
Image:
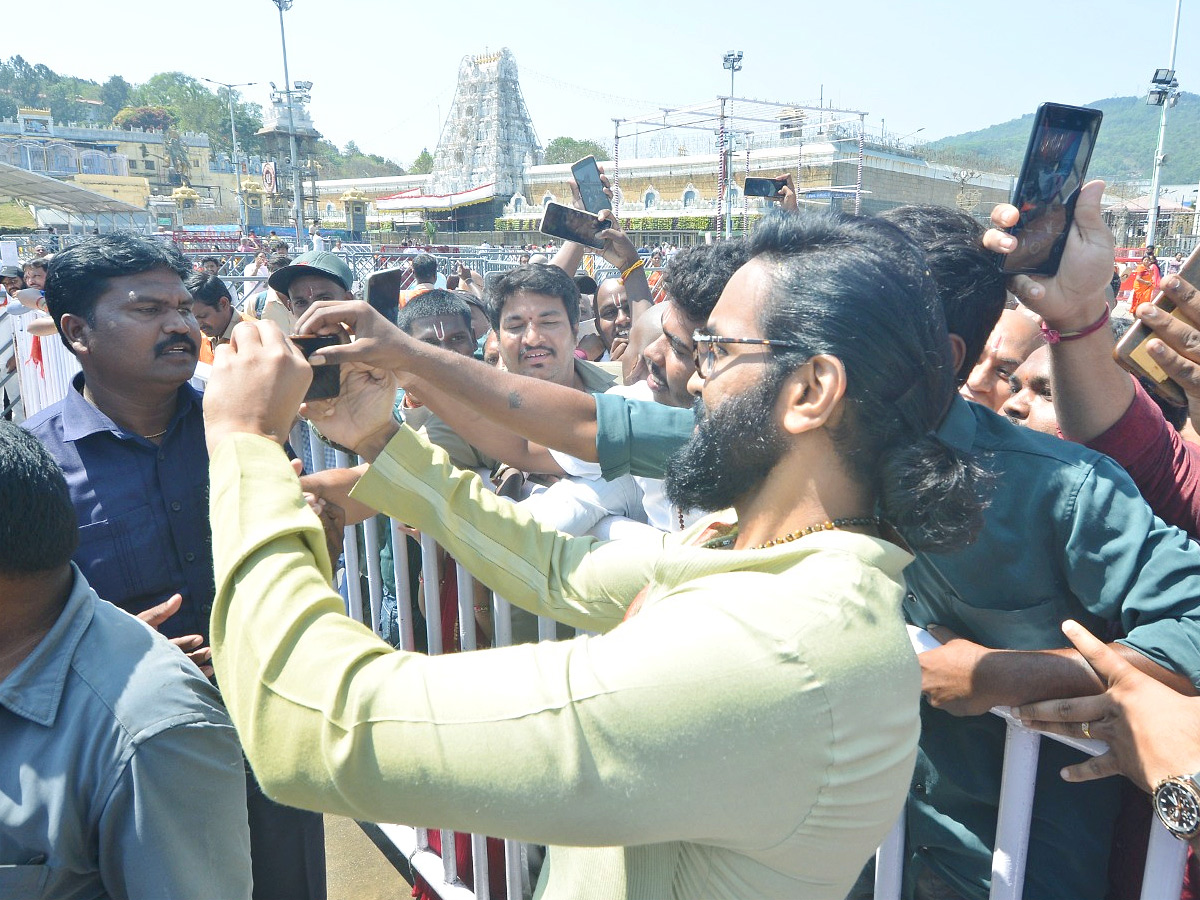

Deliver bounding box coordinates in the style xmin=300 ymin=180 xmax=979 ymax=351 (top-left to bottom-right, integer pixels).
xmin=141 ymin=428 xmax=168 ymax=440
xmin=753 ymin=516 xmax=880 ymax=550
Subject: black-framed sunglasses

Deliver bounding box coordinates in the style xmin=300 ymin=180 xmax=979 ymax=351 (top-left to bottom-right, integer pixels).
xmin=691 ymin=332 xmax=806 ymax=379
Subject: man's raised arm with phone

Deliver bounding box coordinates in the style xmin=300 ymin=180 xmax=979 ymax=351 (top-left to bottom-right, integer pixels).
xmin=986 ymin=181 xmax=1200 ymax=538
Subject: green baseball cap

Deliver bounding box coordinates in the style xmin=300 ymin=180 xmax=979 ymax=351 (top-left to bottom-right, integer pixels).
xmin=268 ymin=250 xmax=354 ymax=295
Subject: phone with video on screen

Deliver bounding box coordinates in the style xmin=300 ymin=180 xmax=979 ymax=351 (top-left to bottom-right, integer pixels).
xmin=1001 ymin=103 xmax=1103 ymax=277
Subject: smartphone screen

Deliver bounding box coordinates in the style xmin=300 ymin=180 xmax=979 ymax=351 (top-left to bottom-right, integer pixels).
xmin=540 ymin=202 xmax=607 ymax=250
xmin=570 ymin=156 xmax=612 ymax=214
xmin=1002 ymin=103 xmax=1103 ymax=276
xmin=289 ymin=334 xmax=342 ymax=401
xmin=744 ymin=177 xmax=784 ymax=198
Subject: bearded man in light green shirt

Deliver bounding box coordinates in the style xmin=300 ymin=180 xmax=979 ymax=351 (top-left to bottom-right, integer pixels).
xmin=204 ymin=212 xmax=989 ymax=899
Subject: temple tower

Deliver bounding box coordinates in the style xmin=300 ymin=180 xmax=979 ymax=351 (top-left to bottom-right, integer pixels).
xmin=430 ymin=48 xmax=541 ymax=198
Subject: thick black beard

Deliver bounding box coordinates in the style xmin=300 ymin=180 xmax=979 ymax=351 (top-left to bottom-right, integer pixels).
xmin=664 ymin=374 xmax=788 ymax=514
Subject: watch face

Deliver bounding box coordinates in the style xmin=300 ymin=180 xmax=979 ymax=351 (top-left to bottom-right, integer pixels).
xmin=1155 ymin=777 xmax=1200 ymax=839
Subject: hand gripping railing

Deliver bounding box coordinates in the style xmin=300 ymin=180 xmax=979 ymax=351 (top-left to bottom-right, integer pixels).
xmin=872 ymin=626 xmax=1187 ymax=900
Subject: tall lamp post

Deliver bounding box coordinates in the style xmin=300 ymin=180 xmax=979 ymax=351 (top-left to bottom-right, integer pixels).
xmin=272 ymin=0 xmax=305 ymax=246
xmin=722 ymin=52 xmax=743 ymax=239
xmin=201 ymin=77 xmax=256 ymax=232
xmin=1145 ymin=0 xmax=1182 ymax=250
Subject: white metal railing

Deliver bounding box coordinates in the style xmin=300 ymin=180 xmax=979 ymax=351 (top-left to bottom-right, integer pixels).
xmin=871 ymin=627 xmax=1188 ymax=900
xmin=297 ymin=430 xmax=1188 ymax=900
xmin=9 ymin=309 xmax=79 ymax=418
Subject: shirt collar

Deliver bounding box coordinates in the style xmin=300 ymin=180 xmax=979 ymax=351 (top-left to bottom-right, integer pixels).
xmin=574 ymin=357 xmax=618 ymax=393
xmin=0 ymin=564 xmax=94 ymax=728
xmin=936 ymin=394 xmax=979 ymax=453
xmin=219 ymin=309 xmax=243 ymax=343
xmin=60 ymin=372 xmax=203 ymax=443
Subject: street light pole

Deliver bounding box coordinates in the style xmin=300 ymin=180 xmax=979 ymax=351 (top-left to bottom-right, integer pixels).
xmin=202 ymin=77 xmax=256 ymax=233
xmin=273 ymin=0 xmax=304 ymax=247
xmin=1146 ymin=0 xmax=1182 ymax=250
xmin=722 ymin=51 xmax=743 ymax=240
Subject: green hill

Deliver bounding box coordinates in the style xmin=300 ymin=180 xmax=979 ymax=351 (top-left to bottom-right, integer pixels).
xmin=926 ymin=94 xmax=1200 ymax=185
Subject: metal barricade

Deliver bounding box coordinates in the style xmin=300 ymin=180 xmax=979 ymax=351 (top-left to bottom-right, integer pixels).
xmin=0 ymin=305 xmax=22 ymax=421
xmin=871 ymin=627 xmax=1188 ymax=900
xmin=9 ymin=309 xmax=80 ymax=418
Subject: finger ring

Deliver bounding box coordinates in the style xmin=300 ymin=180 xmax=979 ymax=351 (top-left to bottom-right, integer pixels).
xmin=1081 ymin=721 xmax=1092 ymax=739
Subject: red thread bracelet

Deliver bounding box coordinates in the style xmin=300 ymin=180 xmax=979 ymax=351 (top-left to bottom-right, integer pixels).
xmin=1040 ymin=304 xmax=1111 ymax=344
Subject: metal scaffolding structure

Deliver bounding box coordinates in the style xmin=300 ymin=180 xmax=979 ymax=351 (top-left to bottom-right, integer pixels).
xmin=610 ymin=97 xmax=868 ymax=237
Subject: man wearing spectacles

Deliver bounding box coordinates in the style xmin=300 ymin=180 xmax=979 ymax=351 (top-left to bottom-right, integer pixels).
xmin=202 ymin=210 xmax=988 ymax=900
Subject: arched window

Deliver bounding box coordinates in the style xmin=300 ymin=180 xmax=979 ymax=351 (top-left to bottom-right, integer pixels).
xmin=512 ymin=195 xmax=526 ymax=213
xmin=682 ymin=189 xmax=698 ymax=208
xmin=643 ymin=189 xmax=657 ymax=209
xmin=542 ymin=192 xmax=556 ymax=208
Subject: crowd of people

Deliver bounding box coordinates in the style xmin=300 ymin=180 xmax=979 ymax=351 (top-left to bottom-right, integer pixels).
xmin=6 ymin=168 xmax=1200 ymax=900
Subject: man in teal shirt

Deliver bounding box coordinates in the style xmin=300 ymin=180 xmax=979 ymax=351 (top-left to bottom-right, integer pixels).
xmin=301 ymin=204 xmax=1200 ymax=899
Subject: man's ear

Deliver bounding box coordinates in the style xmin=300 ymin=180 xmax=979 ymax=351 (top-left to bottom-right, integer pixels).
xmin=59 ymin=313 xmax=90 ymax=356
xmin=780 ymin=354 xmax=847 ymax=435
xmin=948 ymin=333 xmax=968 ymax=376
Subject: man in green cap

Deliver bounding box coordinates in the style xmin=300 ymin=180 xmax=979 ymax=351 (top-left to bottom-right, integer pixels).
xmin=265 ymin=250 xmax=356 ymax=331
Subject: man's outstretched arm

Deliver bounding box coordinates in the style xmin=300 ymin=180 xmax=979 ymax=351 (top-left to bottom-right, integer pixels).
xmin=298 ymin=300 xmax=604 ymax=463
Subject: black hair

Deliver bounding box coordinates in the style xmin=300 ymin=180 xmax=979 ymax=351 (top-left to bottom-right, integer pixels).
xmin=0 ymin=423 xmax=78 ymax=574
xmin=267 ymin=253 xmax=292 ymax=272
xmin=397 ymin=288 xmax=472 ymax=335
xmin=879 ymin=206 xmax=1007 ymax=385
xmin=200 ymin=256 xmax=221 ymax=267
xmin=185 ymin=272 xmax=233 ymax=308
xmin=660 ymin=239 xmax=752 ymax=324
xmin=45 ymin=232 xmax=191 ymax=351
xmin=750 ymin=211 xmax=989 ymax=552
xmin=574 ymin=274 xmax=598 ymax=296
xmin=411 ymin=254 xmax=438 ymax=283
xmin=22 ymin=258 xmax=49 ymax=273
xmin=484 ymin=263 xmax=581 ymax=332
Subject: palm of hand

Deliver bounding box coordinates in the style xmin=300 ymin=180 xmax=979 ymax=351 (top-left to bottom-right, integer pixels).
xmin=303 ymin=363 xmax=398 ymax=451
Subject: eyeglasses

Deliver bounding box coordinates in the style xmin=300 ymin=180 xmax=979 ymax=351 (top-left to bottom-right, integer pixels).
xmin=691 ymin=331 xmax=806 ymax=379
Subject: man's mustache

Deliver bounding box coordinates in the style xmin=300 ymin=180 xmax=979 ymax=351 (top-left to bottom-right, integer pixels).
xmin=155 ymin=336 xmax=198 ymax=356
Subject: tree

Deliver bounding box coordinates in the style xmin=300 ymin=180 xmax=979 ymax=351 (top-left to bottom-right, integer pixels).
xmin=113 ymin=105 xmax=178 ymax=131
xmin=543 ymin=136 xmax=609 ymax=165
xmin=129 ymin=72 xmax=264 ymax=157
xmin=100 ymin=75 xmax=131 ymax=113
xmin=410 ymin=147 xmax=434 ymax=175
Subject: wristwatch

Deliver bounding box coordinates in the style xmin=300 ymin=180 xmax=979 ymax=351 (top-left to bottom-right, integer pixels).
xmin=1153 ymin=774 xmax=1200 ymax=841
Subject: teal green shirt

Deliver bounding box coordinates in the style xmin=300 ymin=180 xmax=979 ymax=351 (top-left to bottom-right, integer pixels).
xmin=593 ymin=391 xmax=1200 ymax=900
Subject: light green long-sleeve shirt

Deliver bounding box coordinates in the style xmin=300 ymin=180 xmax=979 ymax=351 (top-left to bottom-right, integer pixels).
xmin=210 ymin=427 xmax=921 ymax=899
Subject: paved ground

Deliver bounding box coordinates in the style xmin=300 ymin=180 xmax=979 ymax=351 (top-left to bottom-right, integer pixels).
xmin=326 ymin=814 xmax=413 ymax=900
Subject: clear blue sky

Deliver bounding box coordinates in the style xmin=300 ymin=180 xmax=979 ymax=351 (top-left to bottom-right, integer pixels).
xmin=19 ymin=0 xmax=1195 ymax=169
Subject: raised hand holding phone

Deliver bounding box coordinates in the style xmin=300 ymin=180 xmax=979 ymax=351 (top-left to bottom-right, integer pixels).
xmin=985 ymin=179 xmax=1114 ymax=332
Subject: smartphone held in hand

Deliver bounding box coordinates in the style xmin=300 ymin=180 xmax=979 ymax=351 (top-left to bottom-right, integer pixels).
xmin=1001 ymin=103 xmax=1103 ymax=277
xmin=540 ymin=202 xmax=608 ymax=250
xmin=1113 ymin=244 xmax=1200 ymax=406
xmin=290 ymin=334 xmax=342 ymax=401
xmin=744 ymin=177 xmax=786 ymax=198
xmin=570 ymin=155 xmax=612 ymax=214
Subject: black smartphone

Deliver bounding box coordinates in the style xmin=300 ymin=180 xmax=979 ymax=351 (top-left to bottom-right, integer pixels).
xmin=540 ymin=202 xmax=607 ymax=250
xmin=289 ymin=334 xmax=342 ymax=401
xmin=744 ymin=176 xmax=785 ymax=198
xmin=1001 ymin=103 xmax=1103 ymax=276
xmin=570 ymin=155 xmax=611 ymax=214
